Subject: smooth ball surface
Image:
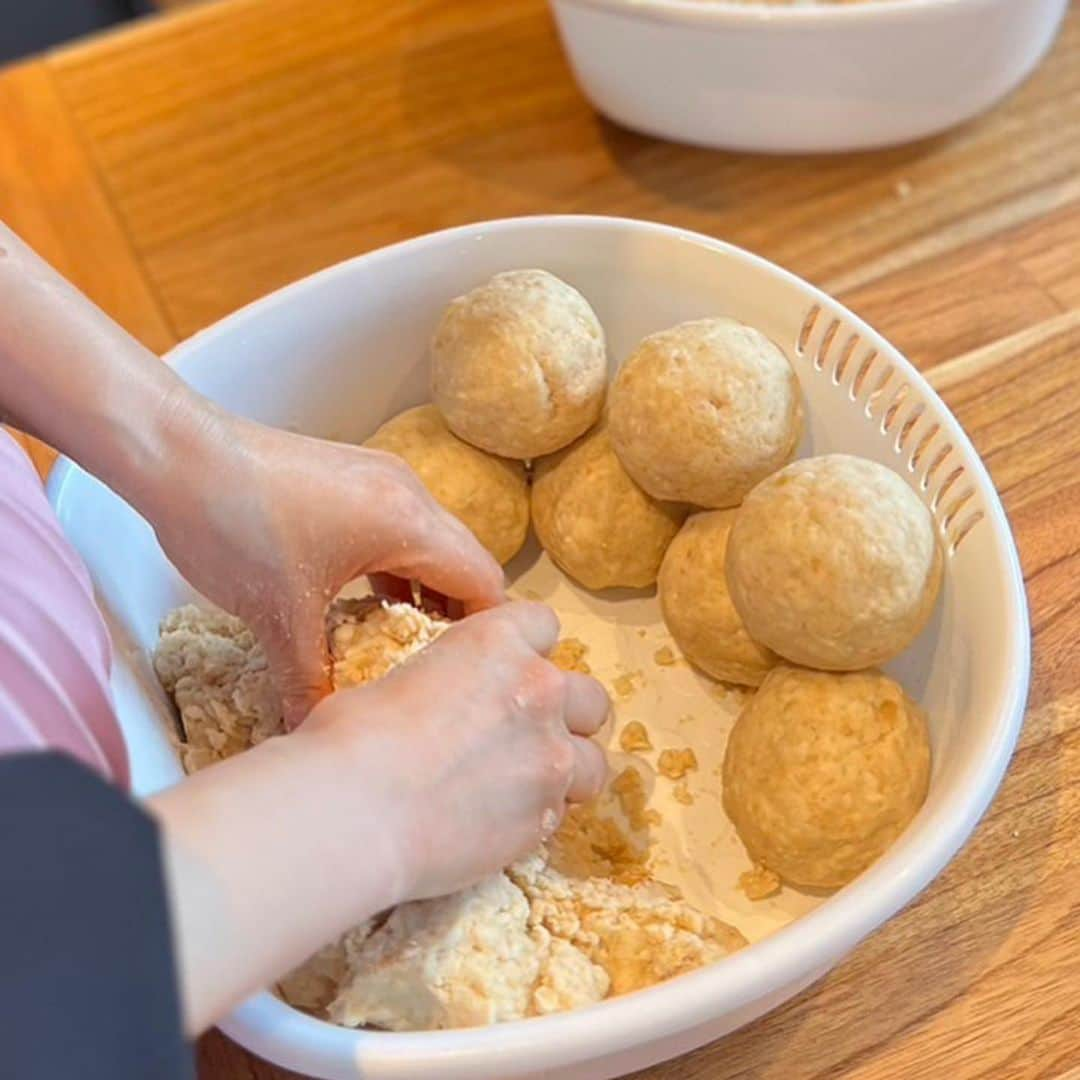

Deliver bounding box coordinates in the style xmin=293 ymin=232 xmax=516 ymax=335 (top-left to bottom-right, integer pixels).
xmin=726 ymin=454 xmax=942 ymax=670
xmin=658 ymin=511 xmax=776 ymax=686
xmin=365 ymin=405 xmax=529 ymax=565
xmin=431 ymin=269 xmax=607 ymax=459
xmin=722 ymin=666 xmax=931 ymax=889
xmin=532 ymin=427 xmax=687 ymax=590
xmin=608 ymin=318 xmax=802 ymax=508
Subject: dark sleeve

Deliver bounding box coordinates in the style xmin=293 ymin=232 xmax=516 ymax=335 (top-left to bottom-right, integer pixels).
xmin=0 ymin=752 xmax=191 ymax=1080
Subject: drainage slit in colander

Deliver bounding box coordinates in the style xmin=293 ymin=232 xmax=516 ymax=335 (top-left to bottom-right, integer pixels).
xmin=909 ymin=421 xmax=940 ymax=472
xmin=797 ymin=305 xmax=820 ymax=356
xmin=816 ymin=319 xmax=840 ymax=372
xmin=850 ymin=350 xmax=879 ymax=401
xmin=949 ymin=510 xmax=985 ymax=553
xmin=881 ymin=384 xmax=911 ymax=434
xmin=864 ymin=365 xmax=895 ymax=417
xmin=833 ymin=334 xmax=859 ymax=386
xmin=933 ymin=467 xmax=965 ymax=511
xmin=941 ymin=488 xmax=976 ymax=530
xmin=922 ymin=443 xmax=953 ymax=490
xmin=897 ymin=404 xmax=926 ymax=454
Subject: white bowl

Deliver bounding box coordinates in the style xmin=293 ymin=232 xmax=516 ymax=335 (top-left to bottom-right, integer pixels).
xmin=49 ymin=216 xmax=1029 ymax=1079
xmin=548 ymin=0 xmax=1069 ymax=152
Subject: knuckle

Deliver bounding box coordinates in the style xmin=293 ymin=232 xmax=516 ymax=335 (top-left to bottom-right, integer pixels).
xmin=471 ymin=607 xmax=517 ymax=650
xmin=547 ymin=736 xmax=576 ymax=782
xmin=368 ymin=459 xmax=430 ymax=515
xmin=522 ymin=600 xmax=560 ymax=638
xmin=528 ymin=658 xmax=565 ymax=711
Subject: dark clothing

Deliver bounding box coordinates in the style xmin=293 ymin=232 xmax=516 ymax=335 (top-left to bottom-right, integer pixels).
xmin=0 ymin=752 xmax=191 ymax=1079
xmin=0 ymin=0 xmax=154 ymax=65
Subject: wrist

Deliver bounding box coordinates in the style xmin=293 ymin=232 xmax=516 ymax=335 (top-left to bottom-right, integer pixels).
xmin=298 ymin=695 xmax=419 ymax=909
xmin=103 ymin=375 xmax=248 ymax=537
xmin=150 ymin=716 xmax=411 ymax=1033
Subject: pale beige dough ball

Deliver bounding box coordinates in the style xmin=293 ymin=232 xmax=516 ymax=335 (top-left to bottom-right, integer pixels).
xmin=532 ymin=427 xmax=687 ymax=590
xmin=726 ymin=454 xmax=942 ymax=670
xmin=722 ymin=666 xmax=931 ymax=890
xmin=365 ymin=405 xmax=529 ymax=565
xmin=658 ymin=510 xmax=777 ymax=686
xmin=431 ymin=269 xmax=607 ymax=459
xmin=608 ymin=318 xmax=802 ymax=508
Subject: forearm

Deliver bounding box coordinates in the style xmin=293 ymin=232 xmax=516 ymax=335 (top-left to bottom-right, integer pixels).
xmin=148 ymin=724 xmax=411 ymax=1036
xmin=0 ymin=221 xmax=219 ymax=514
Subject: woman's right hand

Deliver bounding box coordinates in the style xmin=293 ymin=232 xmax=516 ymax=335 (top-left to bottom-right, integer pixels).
xmin=302 ymin=601 xmax=610 ymax=903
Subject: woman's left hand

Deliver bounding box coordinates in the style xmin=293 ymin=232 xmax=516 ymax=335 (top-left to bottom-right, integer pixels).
xmin=151 ymin=409 xmax=506 ymax=728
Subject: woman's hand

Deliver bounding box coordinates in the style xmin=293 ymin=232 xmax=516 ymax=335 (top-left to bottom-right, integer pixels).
xmin=0 ymin=223 xmax=503 ymax=730
xmin=148 ymin=408 xmax=506 ymax=729
xmin=152 ymin=600 xmax=609 ymax=1033
xmin=304 ymin=601 xmax=610 ymax=899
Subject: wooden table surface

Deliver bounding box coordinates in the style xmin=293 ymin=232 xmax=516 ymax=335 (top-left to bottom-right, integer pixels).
xmin=2 ymin=1 xmax=1078 ymax=1076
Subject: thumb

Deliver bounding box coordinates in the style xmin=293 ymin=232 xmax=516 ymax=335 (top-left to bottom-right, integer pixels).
xmin=256 ymin=599 xmax=333 ymax=731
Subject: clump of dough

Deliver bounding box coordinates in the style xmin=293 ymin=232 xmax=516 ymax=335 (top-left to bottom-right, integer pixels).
xmin=548 ymin=802 xmax=651 ymax=886
xmin=276 ymin=938 xmax=355 ymax=1014
xmin=431 ymin=269 xmax=607 ymax=459
xmin=155 ymin=601 xmax=742 ymax=1031
xmin=153 ymin=605 xmax=281 ymax=771
xmin=738 ymin=866 xmax=781 ymax=902
xmin=512 ymin=854 xmax=746 ymax=997
xmin=153 ymin=598 xmax=449 ymax=772
xmin=532 ymin=427 xmax=687 ymax=589
xmin=722 ymin=666 xmax=931 ymax=890
xmin=619 ymin=721 xmax=653 ymax=754
xmin=726 ymin=454 xmax=943 ymax=670
xmin=657 ymin=748 xmax=698 ymax=780
xmin=549 ymin=637 xmax=591 ymax=674
xmin=328 ymin=872 xmax=609 ymax=1031
xmin=608 ymin=318 xmax=802 ymax=507
xmin=365 ymin=405 xmax=529 ymax=564
xmin=659 ymin=510 xmax=777 ymax=687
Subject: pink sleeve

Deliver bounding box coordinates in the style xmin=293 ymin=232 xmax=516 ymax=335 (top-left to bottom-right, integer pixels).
xmin=0 ymin=431 xmax=128 ymax=787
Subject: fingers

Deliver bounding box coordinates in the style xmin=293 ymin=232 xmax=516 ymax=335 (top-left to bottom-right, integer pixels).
xmin=367 ymin=573 xmax=412 ymax=604
xmin=499 ymin=601 xmax=561 ymax=655
xmin=390 ymin=504 xmax=507 ymax=615
xmin=562 ymin=672 xmax=610 ymax=736
xmin=356 ymin=452 xmax=505 ymax=612
xmin=256 ymin=599 xmax=333 ymax=731
xmin=565 ymin=737 xmax=607 ymax=803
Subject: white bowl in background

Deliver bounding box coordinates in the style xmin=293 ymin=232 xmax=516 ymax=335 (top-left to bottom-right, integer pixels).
xmin=548 ymin=0 xmax=1069 ymax=152
xmin=49 ymin=216 xmax=1029 ymax=1079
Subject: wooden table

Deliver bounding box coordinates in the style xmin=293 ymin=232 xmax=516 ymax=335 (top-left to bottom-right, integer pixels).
xmin=2 ymin=1 xmax=1078 ymax=1076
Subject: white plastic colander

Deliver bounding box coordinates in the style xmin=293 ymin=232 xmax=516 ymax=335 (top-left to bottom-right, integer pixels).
xmin=49 ymin=216 xmax=1029 ymax=1080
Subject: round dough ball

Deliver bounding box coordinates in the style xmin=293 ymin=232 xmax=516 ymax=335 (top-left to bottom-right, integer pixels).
xmin=608 ymin=318 xmax=802 ymax=508
xmin=365 ymin=405 xmax=529 ymax=565
xmin=532 ymin=427 xmax=687 ymax=590
xmin=658 ymin=510 xmax=777 ymax=686
xmin=431 ymin=269 xmax=607 ymax=459
xmin=726 ymin=454 xmax=943 ymax=670
xmin=722 ymin=666 xmax=931 ymax=889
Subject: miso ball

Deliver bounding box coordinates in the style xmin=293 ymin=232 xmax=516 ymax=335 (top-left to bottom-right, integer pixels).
xmin=726 ymin=454 xmax=943 ymax=670
xmin=532 ymin=427 xmax=687 ymax=590
xmin=608 ymin=318 xmax=802 ymax=508
xmin=430 ymin=269 xmax=607 ymax=459
xmin=658 ymin=510 xmax=777 ymax=687
xmin=722 ymin=666 xmax=931 ymax=890
xmin=365 ymin=405 xmax=529 ymax=565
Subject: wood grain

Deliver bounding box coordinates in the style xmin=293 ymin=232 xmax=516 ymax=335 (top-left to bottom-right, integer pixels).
xmin=0 ymin=58 xmax=176 ymax=475
xmin=0 ymin=0 xmax=1075 ymax=1076
xmin=45 ymin=0 xmax=1080 ymax=341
